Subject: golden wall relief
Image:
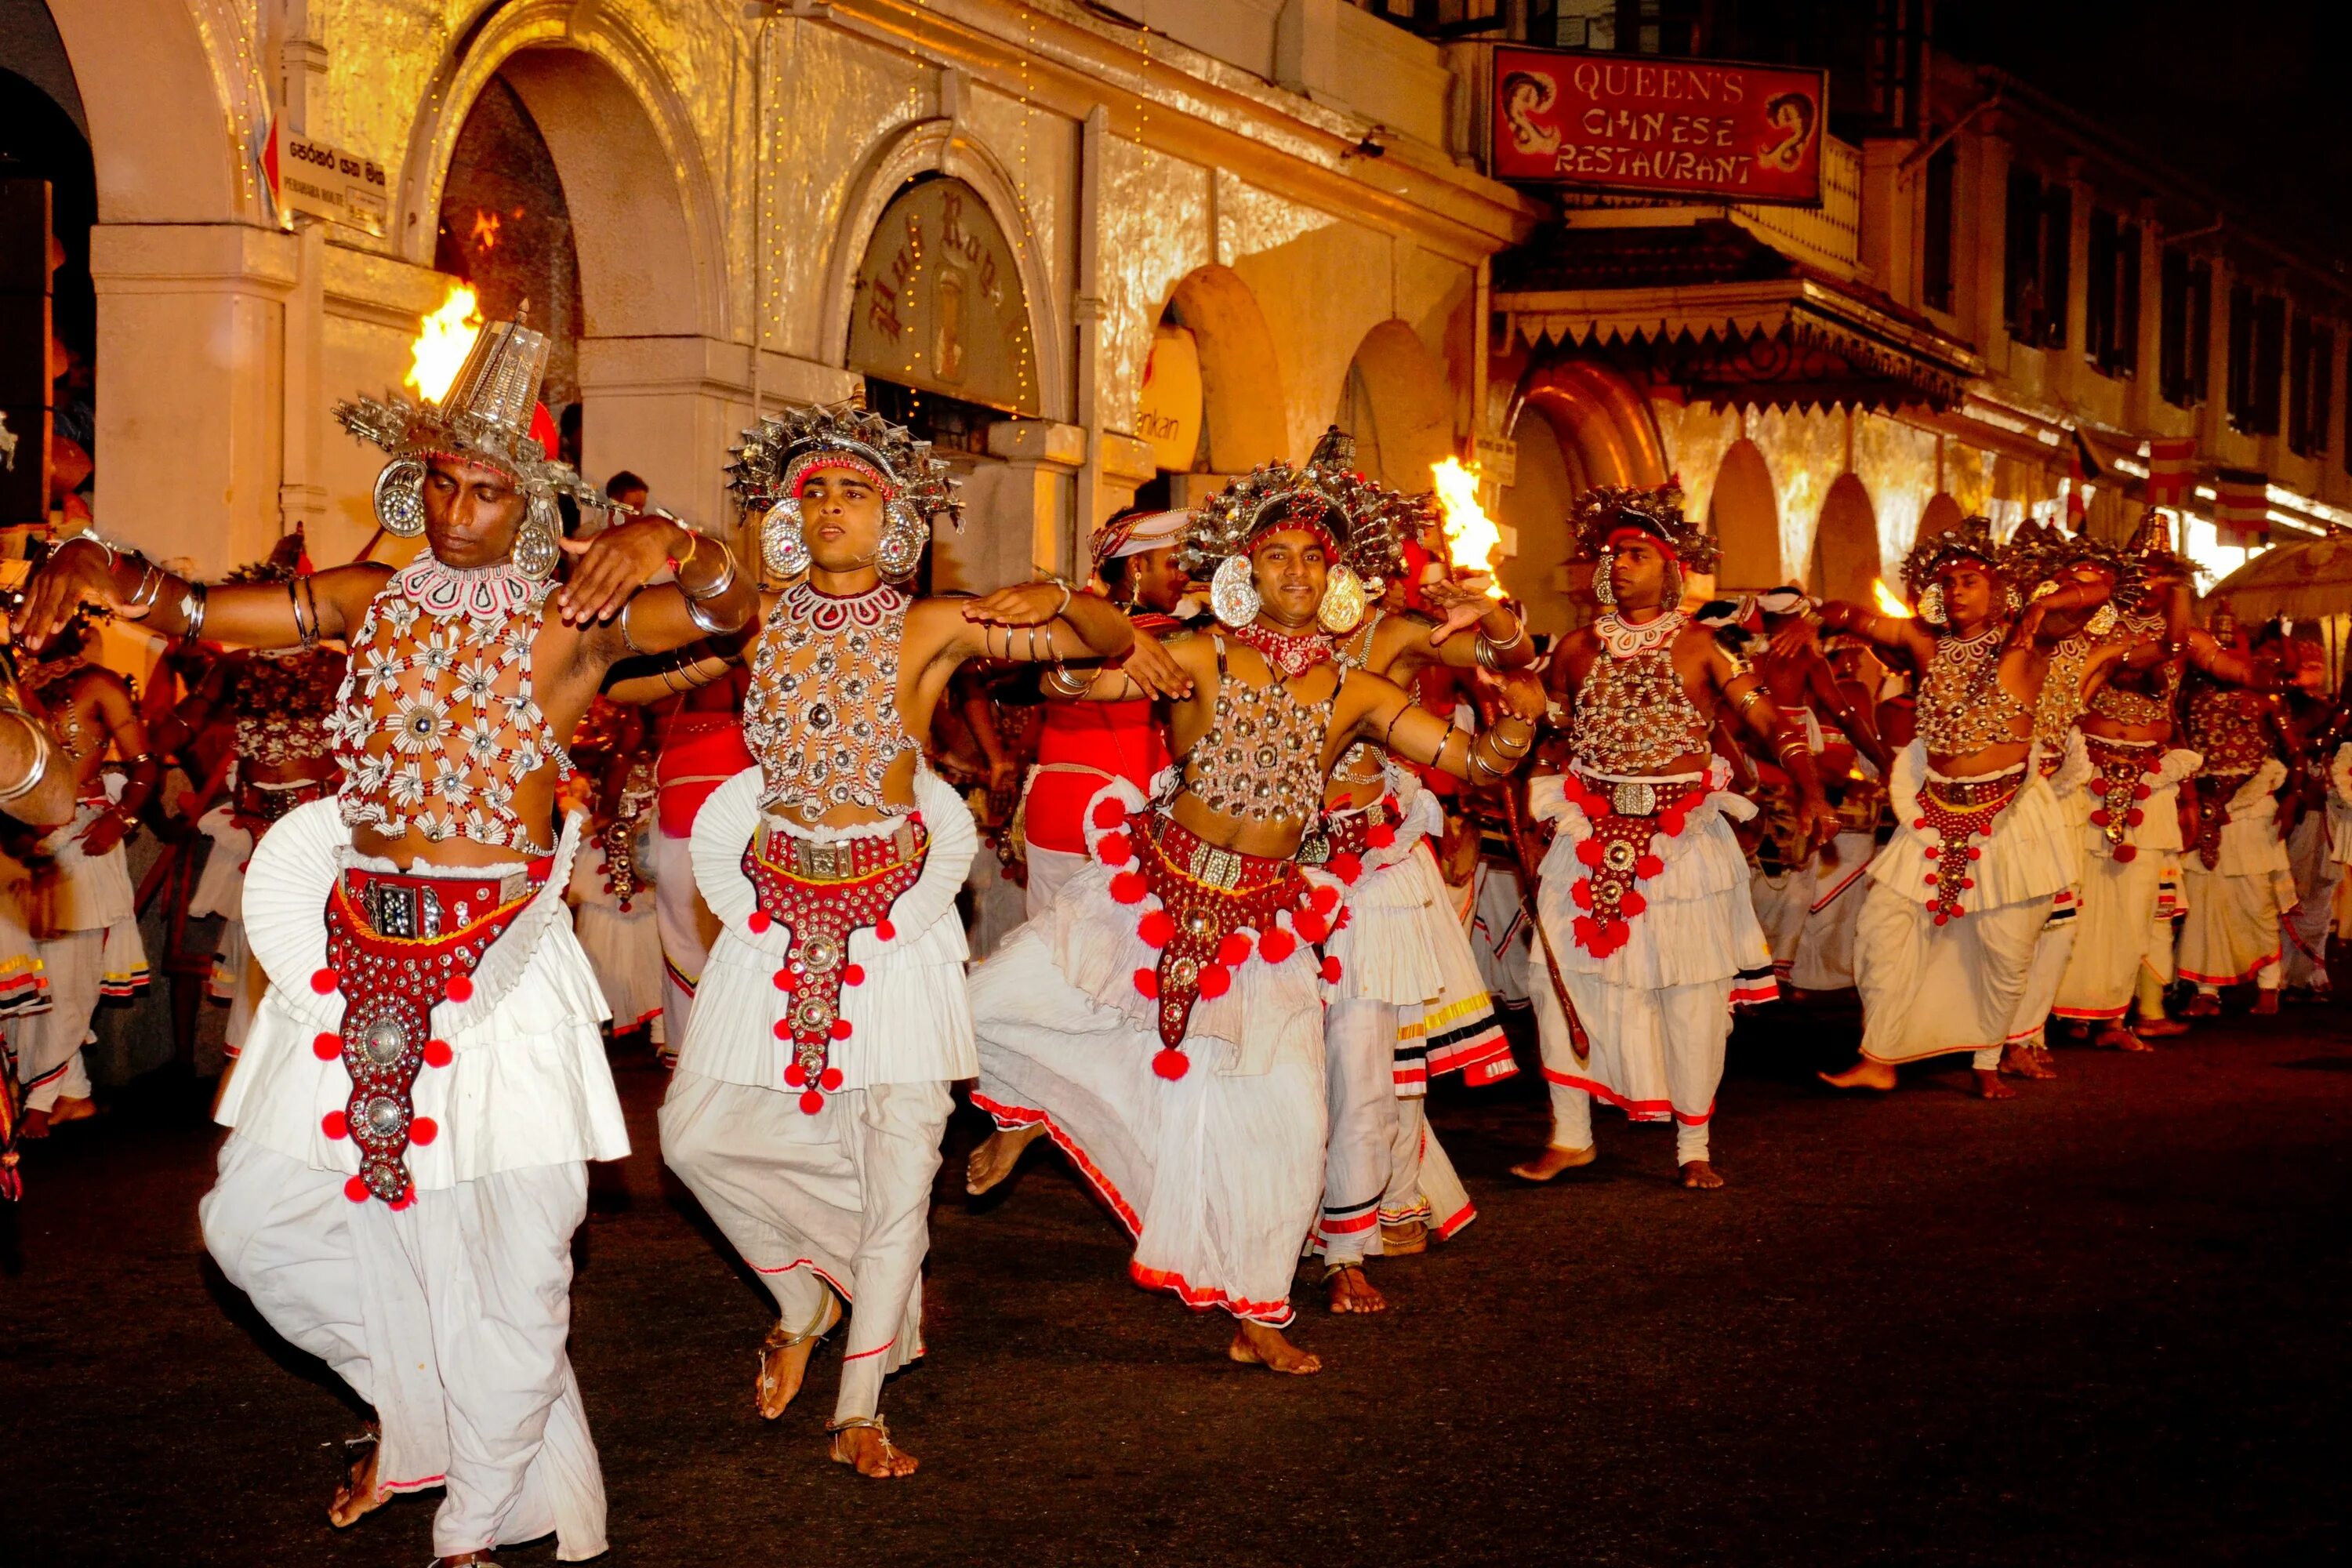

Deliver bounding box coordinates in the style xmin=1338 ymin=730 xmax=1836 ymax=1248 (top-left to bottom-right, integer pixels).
xmin=847 ymin=176 xmax=1040 ymax=415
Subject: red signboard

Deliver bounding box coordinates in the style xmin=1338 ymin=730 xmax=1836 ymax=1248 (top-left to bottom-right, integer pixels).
xmin=1492 ymin=46 xmax=1827 ymax=205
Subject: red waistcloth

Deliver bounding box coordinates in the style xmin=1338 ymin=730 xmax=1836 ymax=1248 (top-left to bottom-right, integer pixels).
xmin=1025 ymin=700 xmax=1169 ymax=854
xmin=656 ymin=717 xmax=755 ymax=838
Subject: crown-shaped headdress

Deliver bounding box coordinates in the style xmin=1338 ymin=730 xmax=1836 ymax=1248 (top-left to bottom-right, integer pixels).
xmin=2126 ymin=506 xmax=2189 ymax=576
xmin=1176 ymin=427 xmax=1414 ymax=586
xmin=1570 ymin=483 xmax=1720 ymax=574
xmin=728 ymin=402 xmax=963 ymax=583
xmin=335 ymin=316 xmax=601 ymax=579
xmin=1901 ymin=512 xmax=2002 ymax=597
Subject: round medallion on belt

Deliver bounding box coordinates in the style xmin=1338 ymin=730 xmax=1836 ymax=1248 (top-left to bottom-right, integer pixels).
xmin=360 ymin=1017 xmax=409 ymax=1068
xmin=797 ymin=935 xmax=843 ymax=975
xmin=363 ymin=1094 xmax=407 ymax=1138
xmin=1603 ymin=840 xmax=1639 ymax=873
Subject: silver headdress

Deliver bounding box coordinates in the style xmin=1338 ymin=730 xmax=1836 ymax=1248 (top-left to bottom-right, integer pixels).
xmin=334 ymin=317 xmax=600 ymax=580
xmin=1177 ymin=426 xmax=1419 ymax=633
xmin=727 ymin=402 xmax=963 ymax=583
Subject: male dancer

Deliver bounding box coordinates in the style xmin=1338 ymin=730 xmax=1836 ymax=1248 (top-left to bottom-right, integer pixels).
xmin=18 ymin=315 xmax=756 ymax=1566
xmin=966 ymin=460 xmax=1545 ymax=1373
xmin=1813 ymin=515 xmax=2106 ymax=1099
xmin=2177 ymin=610 xmax=2299 ymax=1015
xmin=1516 ymin=487 xmax=1833 ymax=1189
xmin=1311 ymin=436 xmax=1529 ymax=1310
xmin=658 ymin=403 xmax=1143 ymax=1478
xmin=1021 ymin=508 xmax=1186 ymax=916
xmin=13 ymin=612 xmax=154 ymax=1134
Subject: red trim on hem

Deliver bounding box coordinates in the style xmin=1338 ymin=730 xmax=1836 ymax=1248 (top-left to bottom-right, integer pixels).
xmin=1809 ymin=861 xmax=1872 ymax=914
xmin=1433 ymin=1200 xmax=1476 ymax=1240
xmin=1859 ymin=1040 xmax=2001 ymax=1066
xmin=1540 ymin=1067 xmax=1674 ymax=1123
xmin=2178 ymin=951 xmax=2281 ymax=986
xmin=842 ymin=1337 xmax=896 ymax=1363
xmin=971 ymin=1091 xmax=1142 ymax=1236
xmin=2050 ymin=1004 xmax=2129 ymax=1022
xmin=1318 ymin=1210 xmax=1378 ymax=1235
xmin=1127 ymin=1263 xmax=1294 ymax=1327
xmin=751 ymin=1256 xmax=854 ymax=1300
xmin=378 ymin=1472 xmax=446 ymax=1497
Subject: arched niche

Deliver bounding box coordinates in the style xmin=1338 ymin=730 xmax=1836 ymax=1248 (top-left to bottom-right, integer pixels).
xmin=845 ymin=176 xmax=1043 ymax=417
xmin=1809 ymin=472 xmax=1883 ymax=604
xmin=43 ymin=0 xmax=257 ymax=226
xmin=1497 ymin=401 xmax=1587 ymax=636
xmin=819 ymin=118 xmax=1068 ymax=423
xmin=1918 ymin=492 xmax=1965 ymax=545
xmin=1163 ymin=265 xmax=1288 ymax=473
xmin=1509 ymin=358 xmax=1671 ymax=492
xmin=1711 ymin=437 xmax=1782 ymax=591
xmin=1335 ymin=320 xmax=1454 ymax=492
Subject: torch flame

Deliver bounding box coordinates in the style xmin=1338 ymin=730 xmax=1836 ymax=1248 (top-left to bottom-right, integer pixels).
xmin=1871 ymin=577 xmax=1914 ymax=619
xmin=1430 ymin=457 xmax=1506 ymax=599
xmin=406 ymin=283 xmax=484 ymax=405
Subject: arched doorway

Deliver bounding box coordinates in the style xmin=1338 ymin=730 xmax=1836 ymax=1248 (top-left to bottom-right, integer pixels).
xmin=1710 ymin=438 xmax=1781 ymax=591
xmin=1164 ymin=265 xmax=1287 ymax=477
xmin=1809 ymin=473 xmax=1882 ymax=603
xmin=1497 ymin=401 xmax=1584 ymax=635
xmin=1336 ymin=320 xmax=1454 ymax=492
xmin=0 ymin=52 xmax=95 ymax=531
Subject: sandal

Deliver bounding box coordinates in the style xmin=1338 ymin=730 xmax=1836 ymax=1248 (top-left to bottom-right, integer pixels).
xmin=826 ymin=1414 xmax=910 ymax=1475
xmin=329 ymin=1430 xmax=383 ymax=1530
xmin=757 ymin=1299 xmax=838 ymax=1421
xmin=1379 ymin=1218 xmax=1428 ymax=1255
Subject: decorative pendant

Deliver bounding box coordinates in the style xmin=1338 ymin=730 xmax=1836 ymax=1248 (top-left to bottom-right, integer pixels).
xmin=1210 ymin=554 xmax=1261 ymax=628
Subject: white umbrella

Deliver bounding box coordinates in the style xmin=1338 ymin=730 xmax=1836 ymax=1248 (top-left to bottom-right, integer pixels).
xmin=2209 ymin=537 xmax=2352 ymax=623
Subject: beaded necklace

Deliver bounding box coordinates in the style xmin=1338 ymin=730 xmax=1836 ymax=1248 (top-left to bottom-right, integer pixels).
xmin=742 ymin=581 xmax=921 ymax=822
xmin=1570 ymin=611 xmax=1708 ymax=775
xmin=1231 ymin=619 xmax=1334 ymax=680
xmin=1181 ymin=634 xmax=1338 ymax=823
xmin=1915 ymin=626 xmax=2031 ymax=757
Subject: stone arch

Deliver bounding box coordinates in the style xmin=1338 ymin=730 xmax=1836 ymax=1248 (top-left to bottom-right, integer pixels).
xmin=1497 ymin=401 xmax=1586 ymax=636
xmin=42 ymin=0 xmax=262 ymax=226
xmin=1335 ymin=319 xmax=1454 ymax=492
xmin=817 ymin=118 xmax=1069 ymax=423
xmin=1160 ymin=265 xmax=1288 ymax=474
xmin=400 ymin=2 xmax=727 ymax=340
xmin=1917 ymin=491 xmax=1965 ymax=546
xmin=1809 ymin=472 xmax=1883 ymax=603
xmin=1711 ymin=438 xmax=1782 ymax=590
xmin=1508 ymin=358 xmax=1670 ymax=492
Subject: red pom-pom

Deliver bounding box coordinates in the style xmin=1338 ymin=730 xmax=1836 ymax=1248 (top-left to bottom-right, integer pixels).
xmin=1924 ymin=873 xmax=1937 ymax=886
xmin=843 ymin=963 xmax=865 ymax=986
xmin=773 ymin=967 xmax=799 ymax=992
xmin=2088 ymin=777 xmax=2110 ymax=797
xmin=2089 ymin=808 xmax=2111 ymax=828
xmin=344 ymin=1175 xmax=372 ymax=1203
xmin=1635 ymin=854 xmax=1664 ymax=879
xmin=313 ymin=1032 xmax=342 ymax=1061
xmin=785 ymin=1062 xmax=808 ymax=1087
xmin=1152 ymin=1047 xmax=1189 ymax=1080
xmin=1621 ymin=890 xmax=1647 ymax=917
xmin=830 ymin=1018 xmax=853 ymax=1040
xmin=1933 ymin=912 xmax=1950 ymax=927
xmin=1571 ymin=879 xmax=1594 ymax=910
xmin=748 ymin=910 xmax=771 ymax=933
xmin=423 ymin=1038 xmax=452 ymax=1068
xmin=444 ymin=975 xmax=474 ymax=1004
xmin=1659 ymin=812 xmax=1686 ymax=837
xmin=1320 ymin=956 xmax=1343 ymax=983
xmin=1217 ymin=933 xmax=1252 ymax=967
xmin=1199 ymin=964 xmax=1231 ymax=999
xmin=800 ymin=1090 xmax=826 ymax=1115
xmin=1367 ymin=823 xmax=1396 ymax=849
xmin=1293 ymin=910 xmax=1327 ymax=944
xmin=1110 ymin=871 xmax=1149 ymax=904
xmin=311 ymin=967 xmax=339 ymax=995
xmin=1573 ymin=916 xmax=1599 ymax=947
xmin=1134 ymin=967 xmax=1160 ymax=999
xmin=1258 ymin=927 xmax=1297 ymax=963
xmin=1913 ymin=818 xmax=1929 ymax=831
xmin=2114 ymin=844 xmax=2138 ymax=862
xmin=1329 ymin=853 xmax=1363 ymax=885
xmin=322 ymin=1110 xmax=348 ymax=1140
xmin=2125 ymin=808 xmax=2145 ymax=827
xmin=410 ymin=1116 xmax=437 ymax=1146
xmin=1138 ymin=909 xmax=1174 ymax=948
xmin=775 ymin=1019 xmax=792 ymax=1040
xmin=1097 ymin=832 xmax=1134 ymax=866
xmin=390 ymin=1186 xmax=417 ymax=1212
xmin=820 ymin=1068 xmax=844 ymax=1091
xmin=1091 ymin=798 xmax=1129 ymax=831
xmin=2134 ymin=783 xmax=2153 ymax=800
xmin=1967 ymin=847 xmax=1983 ymax=860
xmin=875 ymin=920 xmax=896 ymax=941
xmin=1575 ymin=840 xmax=1604 ymax=867
xmin=1311 ymin=884 xmax=1341 ymax=915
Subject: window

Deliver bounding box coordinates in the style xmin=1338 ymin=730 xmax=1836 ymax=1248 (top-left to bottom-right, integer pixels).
xmin=2003 ymin=168 xmax=2069 ymax=349
xmin=2160 ymin=249 xmax=2210 ymax=406
xmin=2227 ymin=285 xmax=2285 ymax=436
xmin=1922 ymin=143 xmax=1956 ymax=313
xmin=2086 ymin=209 xmax=2140 ymax=376
xmin=2289 ymin=314 xmax=2333 ymax=459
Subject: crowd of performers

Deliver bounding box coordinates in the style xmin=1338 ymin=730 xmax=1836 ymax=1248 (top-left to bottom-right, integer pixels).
xmin=0 ymin=307 xmax=2343 ymax=1565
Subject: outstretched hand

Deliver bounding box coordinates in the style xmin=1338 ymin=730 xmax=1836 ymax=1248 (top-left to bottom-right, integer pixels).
xmin=15 ymin=540 xmax=120 ymax=652
xmin=557 ymin=518 xmax=684 ymax=626
xmin=1768 ymin=617 xmax=1822 ymax=662
xmin=962 ymin=582 xmax=1069 ymax=628
xmin=1483 ymin=667 xmax=1550 ymax=724
xmin=1120 ymin=629 xmax=1195 ymax=700
xmin=1421 ymin=579 xmax=1497 ymax=647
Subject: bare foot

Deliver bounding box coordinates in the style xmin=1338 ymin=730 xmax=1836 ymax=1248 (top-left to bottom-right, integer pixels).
xmin=2000 ymin=1043 xmax=2057 ymax=1080
xmin=757 ymin=1298 xmax=841 ymax=1420
xmin=436 ymin=1554 xmax=499 ymax=1566
xmin=2252 ymin=989 xmax=2281 ymax=1016
xmin=1680 ymin=1160 xmax=1725 ymax=1189
xmin=45 ymin=1095 xmax=96 ymax=1127
xmin=1379 ymin=1218 xmax=1429 ymax=1255
xmin=1819 ymin=1058 xmax=1898 ymax=1091
xmin=965 ymin=1123 xmax=1046 ymax=1196
xmin=1227 ymin=1322 xmax=1323 ymax=1375
xmin=2184 ymin=993 xmax=2222 ymax=1018
xmin=17 ymin=1108 xmax=49 ymax=1140
xmin=829 ymin=1421 xmax=917 ymax=1479
xmin=328 ymin=1434 xmax=384 ymax=1530
xmin=2135 ymin=1015 xmax=2190 ymax=1037
xmin=1973 ymin=1069 xmax=2018 ymax=1100
xmin=1510 ymin=1143 xmax=1597 ymax=1181
xmin=2094 ymin=1023 xmax=2154 ymax=1053
xmin=1324 ymin=1262 xmax=1387 ymax=1314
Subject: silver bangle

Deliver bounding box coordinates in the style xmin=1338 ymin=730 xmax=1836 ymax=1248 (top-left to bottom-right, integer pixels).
xmin=178 ymin=583 xmax=209 ymax=648
xmin=619 ymin=597 xmax=648 ymax=655
xmin=0 ymin=708 xmax=53 ymax=805
xmin=682 ymin=539 xmax=737 ymax=603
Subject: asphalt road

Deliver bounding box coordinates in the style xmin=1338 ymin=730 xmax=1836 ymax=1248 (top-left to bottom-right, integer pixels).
xmin=7 ymin=996 xmax=2347 ymax=1568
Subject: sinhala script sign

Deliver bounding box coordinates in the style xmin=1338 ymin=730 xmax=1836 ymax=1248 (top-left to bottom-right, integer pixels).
xmin=1492 ymin=46 xmax=1826 ymax=205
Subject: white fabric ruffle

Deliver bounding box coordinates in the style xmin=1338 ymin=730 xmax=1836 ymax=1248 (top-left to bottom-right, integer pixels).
xmin=1323 ymin=789 xmax=1450 ymax=1007
xmin=2203 ymin=758 xmax=2293 ymax=877
xmin=1865 ymin=742 xmax=2072 ymax=912
xmin=219 ymin=797 xmax=626 ymax=1188
xmin=188 ymin=802 xmax=253 ymax=921
xmin=677 ymin=767 xmax=976 ymax=1090
xmin=34 ymin=796 xmax=136 ymax=932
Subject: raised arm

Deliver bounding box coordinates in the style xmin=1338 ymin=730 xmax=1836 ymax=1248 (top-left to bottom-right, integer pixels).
xmin=17 ymin=535 xmax=392 ymax=653
xmin=1416 ymin=582 xmax=1536 ymax=670
xmin=1806 ymin=648 xmax=1891 ymax=775
xmin=75 ymin=672 xmax=156 ymax=855
xmin=1348 ymin=667 xmax=1544 ymax=786
xmin=568 ymin=519 xmax=759 ymax=668
xmin=2009 ymin=578 xmax=2112 ymax=650
xmin=1799 ymin=600 xmax=1936 ymax=671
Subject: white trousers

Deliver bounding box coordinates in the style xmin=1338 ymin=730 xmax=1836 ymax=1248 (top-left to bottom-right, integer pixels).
xmin=652 ymin=827 xmax=717 ymax=1041
xmin=1022 ymin=842 xmax=1088 ymax=922
xmin=2284 ymin=813 xmax=2339 ymax=989
xmin=660 ymin=1071 xmax=947 ymax=1422
xmin=1383 ymin=1096 xmax=1475 ymax=1238
xmin=1319 ymin=999 xmax=1396 ymax=1264
xmin=1532 ymin=975 xmax=1730 ymax=1165
xmin=199 ymin=1136 xmax=606 ymax=1561
xmin=2005 ymin=894 xmax=2078 ymax=1048
xmin=18 ymin=928 xmax=99 ymax=1112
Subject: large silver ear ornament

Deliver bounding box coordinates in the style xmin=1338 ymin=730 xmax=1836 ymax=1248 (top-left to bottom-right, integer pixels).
xmin=1317 ymin=564 xmax=1367 ymax=633
xmin=510 ymin=496 xmax=562 ymax=581
xmin=1210 ymin=554 xmax=1261 ymax=628
xmin=1917 ymin=583 xmax=1947 ymax=626
xmin=761 ymin=497 xmax=810 ymax=579
xmin=374 ymin=458 xmax=428 ymax=538
xmin=874 ymin=499 xmax=928 ymax=583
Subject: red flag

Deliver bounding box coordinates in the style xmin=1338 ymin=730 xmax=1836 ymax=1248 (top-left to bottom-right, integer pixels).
xmin=2145 ymin=437 xmax=2195 ymax=506
xmin=2213 ymin=469 xmax=2270 ymax=550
